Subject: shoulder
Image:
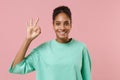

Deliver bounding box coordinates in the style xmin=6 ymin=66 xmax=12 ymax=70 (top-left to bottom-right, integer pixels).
xmin=73 ymin=38 xmax=88 ymax=49
xmin=28 ymin=40 xmax=52 ymax=57
xmin=32 ymin=40 xmax=52 ymax=52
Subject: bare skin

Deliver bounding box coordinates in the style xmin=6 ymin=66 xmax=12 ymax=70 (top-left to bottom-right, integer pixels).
xmin=12 ymin=18 xmax=41 ymax=67
xmin=12 ymin=13 xmax=72 ymax=67
xmin=53 ymin=12 xmax=72 ymax=43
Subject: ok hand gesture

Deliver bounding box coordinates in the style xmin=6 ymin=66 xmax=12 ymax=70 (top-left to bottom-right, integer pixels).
xmin=26 ymin=18 xmax=41 ymax=41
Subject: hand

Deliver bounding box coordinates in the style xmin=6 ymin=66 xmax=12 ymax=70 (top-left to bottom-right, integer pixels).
xmin=26 ymin=18 xmax=41 ymax=41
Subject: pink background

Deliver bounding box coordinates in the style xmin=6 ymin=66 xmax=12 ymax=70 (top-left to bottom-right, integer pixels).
xmin=0 ymin=0 xmax=120 ymax=80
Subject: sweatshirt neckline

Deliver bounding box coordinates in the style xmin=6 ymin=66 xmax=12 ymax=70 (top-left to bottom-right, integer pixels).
xmin=52 ymin=38 xmax=74 ymax=46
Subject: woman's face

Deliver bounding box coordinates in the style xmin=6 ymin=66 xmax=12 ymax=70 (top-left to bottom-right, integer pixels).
xmin=53 ymin=12 xmax=72 ymax=42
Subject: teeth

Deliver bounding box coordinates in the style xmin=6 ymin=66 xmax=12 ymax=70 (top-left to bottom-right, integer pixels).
xmin=60 ymin=32 xmax=65 ymax=34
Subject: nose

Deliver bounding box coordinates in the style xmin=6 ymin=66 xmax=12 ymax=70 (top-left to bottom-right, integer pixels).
xmin=60 ymin=24 xmax=65 ymax=30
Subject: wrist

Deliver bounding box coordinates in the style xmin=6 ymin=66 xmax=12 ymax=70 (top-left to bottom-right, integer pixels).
xmin=25 ymin=38 xmax=33 ymax=43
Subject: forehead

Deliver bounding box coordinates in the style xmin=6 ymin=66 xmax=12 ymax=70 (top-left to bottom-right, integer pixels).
xmin=54 ymin=13 xmax=70 ymax=22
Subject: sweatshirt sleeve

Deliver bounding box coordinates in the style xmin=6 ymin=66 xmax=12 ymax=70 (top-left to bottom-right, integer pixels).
xmin=9 ymin=49 xmax=37 ymax=74
xmin=81 ymin=46 xmax=92 ymax=80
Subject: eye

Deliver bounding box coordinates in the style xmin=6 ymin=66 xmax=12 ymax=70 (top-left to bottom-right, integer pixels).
xmin=64 ymin=22 xmax=70 ymax=26
xmin=56 ymin=23 xmax=60 ymax=26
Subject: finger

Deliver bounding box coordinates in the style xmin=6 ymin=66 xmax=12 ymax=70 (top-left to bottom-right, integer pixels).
xmin=34 ymin=26 xmax=38 ymax=31
xmin=34 ymin=17 xmax=39 ymax=26
xmin=34 ymin=26 xmax=41 ymax=32
xmin=36 ymin=28 xmax=41 ymax=34
xmin=30 ymin=18 xmax=33 ymax=26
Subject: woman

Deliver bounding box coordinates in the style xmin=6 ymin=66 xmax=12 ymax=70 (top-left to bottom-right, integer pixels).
xmin=9 ymin=6 xmax=91 ymax=80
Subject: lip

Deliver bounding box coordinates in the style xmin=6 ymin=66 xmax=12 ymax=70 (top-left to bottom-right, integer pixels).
xmin=58 ymin=31 xmax=67 ymax=35
xmin=59 ymin=31 xmax=66 ymax=34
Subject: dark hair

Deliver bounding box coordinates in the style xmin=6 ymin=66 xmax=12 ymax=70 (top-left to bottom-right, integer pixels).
xmin=52 ymin=6 xmax=72 ymax=23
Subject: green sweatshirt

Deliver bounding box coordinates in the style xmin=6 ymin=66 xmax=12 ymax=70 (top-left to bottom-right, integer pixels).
xmin=9 ymin=38 xmax=91 ymax=80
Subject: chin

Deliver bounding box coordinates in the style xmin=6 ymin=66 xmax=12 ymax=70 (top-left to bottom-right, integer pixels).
xmin=57 ymin=36 xmax=68 ymax=40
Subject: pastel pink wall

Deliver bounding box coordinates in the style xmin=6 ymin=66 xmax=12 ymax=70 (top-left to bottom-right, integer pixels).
xmin=0 ymin=0 xmax=120 ymax=80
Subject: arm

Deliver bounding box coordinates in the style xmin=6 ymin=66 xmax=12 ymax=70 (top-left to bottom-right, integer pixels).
xmin=81 ymin=47 xmax=92 ymax=80
xmin=12 ymin=18 xmax=41 ymax=68
xmin=12 ymin=38 xmax=32 ymax=67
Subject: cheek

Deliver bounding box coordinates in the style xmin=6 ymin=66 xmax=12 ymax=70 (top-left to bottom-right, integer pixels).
xmin=53 ymin=25 xmax=58 ymax=32
xmin=67 ymin=26 xmax=72 ymax=30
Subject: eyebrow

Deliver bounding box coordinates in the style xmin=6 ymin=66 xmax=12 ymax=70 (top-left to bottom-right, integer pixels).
xmin=64 ymin=21 xmax=69 ymax=23
xmin=55 ymin=21 xmax=61 ymax=23
xmin=55 ymin=20 xmax=69 ymax=23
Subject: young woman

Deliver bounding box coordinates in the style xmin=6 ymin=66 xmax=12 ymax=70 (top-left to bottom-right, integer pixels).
xmin=9 ymin=6 xmax=91 ymax=80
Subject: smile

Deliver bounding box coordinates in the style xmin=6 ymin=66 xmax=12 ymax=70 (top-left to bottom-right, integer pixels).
xmin=60 ymin=31 xmax=66 ymax=34
xmin=58 ymin=31 xmax=67 ymax=35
